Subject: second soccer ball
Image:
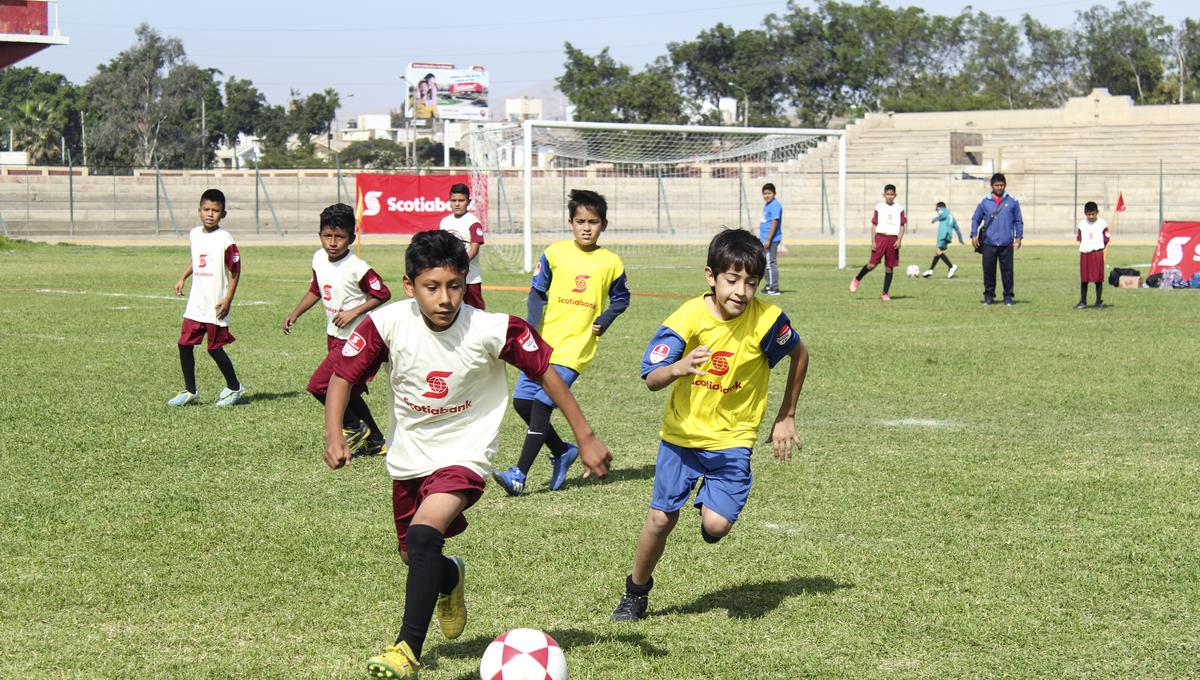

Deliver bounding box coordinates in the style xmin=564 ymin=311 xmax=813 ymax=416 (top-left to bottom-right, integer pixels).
xmin=905 ymin=264 xmax=921 ymax=278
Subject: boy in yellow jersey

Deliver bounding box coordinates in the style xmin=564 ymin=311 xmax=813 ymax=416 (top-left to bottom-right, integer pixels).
xmin=493 ymin=189 xmax=630 ymax=495
xmin=610 ymin=228 xmax=810 ymax=622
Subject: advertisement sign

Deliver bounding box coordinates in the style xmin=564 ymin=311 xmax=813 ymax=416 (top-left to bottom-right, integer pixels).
xmin=356 ymin=173 xmax=487 ymax=235
xmin=1149 ymin=221 xmax=1200 ymax=280
xmin=405 ymin=62 xmax=489 ymax=121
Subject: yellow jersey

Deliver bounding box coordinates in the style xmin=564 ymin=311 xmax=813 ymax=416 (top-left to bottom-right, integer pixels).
xmin=643 ymin=294 xmax=799 ymax=450
xmin=530 ymin=240 xmax=629 ymax=372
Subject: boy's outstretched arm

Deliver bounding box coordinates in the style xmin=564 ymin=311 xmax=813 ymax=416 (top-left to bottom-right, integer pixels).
xmin=323 ymin=375 xmax=354 ymax=469
xmin=284 ymin=290 xmax=320 ymax=334
xmin=537 ymin=369 xmax=611 ymax=478
xmin=174 ymin=264 xmax=193 ymax=296
xmin=769 ymin=339 xmax=809 ymax=462
xmin=645 ymin=345 xmax=710 ymax=392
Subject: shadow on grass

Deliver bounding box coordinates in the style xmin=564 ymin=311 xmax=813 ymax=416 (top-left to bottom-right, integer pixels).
xmin=433 ymin=627 xmax=666 ymax=677
xmin=656 ymin=575 xmax=853 ymax=620
xmin=240 ymin=390 xmax=304 ymax=404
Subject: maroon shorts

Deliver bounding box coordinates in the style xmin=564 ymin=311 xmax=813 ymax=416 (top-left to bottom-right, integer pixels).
xmin=868 ymin=234 xmax=901 ymax=269
xmin=307 ymin=336 xmax=366 ymax=398
xmin=465 ymin=283 xmax=485 ymax=310
xmin=1080 ymin=250 xmax=1105 ymax=283
xmin=392 ymin=465 xmax=486 ymax=553
xmin=179 ymin=318 xmax=235 ymax=350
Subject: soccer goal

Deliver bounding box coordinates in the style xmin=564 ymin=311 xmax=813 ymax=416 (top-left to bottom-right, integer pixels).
xmin=463 ymin=120 xmax=847 ymax=271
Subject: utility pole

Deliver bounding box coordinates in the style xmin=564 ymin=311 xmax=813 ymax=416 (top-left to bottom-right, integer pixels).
xmin=200 ymin=96 xmax=206 ymax=169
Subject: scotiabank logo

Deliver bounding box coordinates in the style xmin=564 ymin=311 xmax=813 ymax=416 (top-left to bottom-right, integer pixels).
xmin=775 ymin=323 xmax=794 ymax=346
xmin=368 ymin=275 xmax=381 ymax=291
xmin=343 ymin=331 xmax=366 ymax=357
xmin=1157 ymin=236 xmax=1200 ymax=266
xmin=571 ymin=274 xmax=591 ymax=293
xmin=422 ymin=370 xmax=453 ymax=399
xmin=518 ymin=328 xmax=538 ymax=352
xmin=362 ymin=190 xmax=452 ymax=217
xmin=649 ymin=343 xmax=671 ymax=364
xmin=198 ymin=254 xmax=207 ymax=268
xmin=708 ymin=351 xmax=734 ymax=376
xmin=322 ymin=284 xmax=333 ymax=301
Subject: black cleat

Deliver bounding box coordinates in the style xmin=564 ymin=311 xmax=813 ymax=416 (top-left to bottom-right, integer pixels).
xmin=610 ymin=593 xmax=649 ymax=622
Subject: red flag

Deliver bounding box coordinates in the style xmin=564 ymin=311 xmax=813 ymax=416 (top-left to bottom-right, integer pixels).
xmin=1115 ymin=193 xmax=1126 ymax=212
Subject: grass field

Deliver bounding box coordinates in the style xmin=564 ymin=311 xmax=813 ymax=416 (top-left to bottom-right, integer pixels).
xmin=1 ymin=237 xmax=1197 ymax=679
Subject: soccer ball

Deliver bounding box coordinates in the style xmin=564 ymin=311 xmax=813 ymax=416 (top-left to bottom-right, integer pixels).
xmin=905 ymin=264 xmax=921 ymax=278
xmin=479 ymin=628 xmax=567 ymax=680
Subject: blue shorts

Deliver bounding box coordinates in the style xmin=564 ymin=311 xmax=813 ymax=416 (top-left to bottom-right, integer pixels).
xmin=512 ymin=364 xmax=579 ymax=408
xmin=650 ymin=441 xmax=752 ymax=524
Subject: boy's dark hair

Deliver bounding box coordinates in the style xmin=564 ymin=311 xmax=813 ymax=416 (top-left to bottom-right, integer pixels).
xmin=200 ymin=189 xmax=226 ymax=209
xmin=883 ymin=183 xmax=896 ymax=193
xmin=936 ymin=201 xmax=947 ymax=209
xmin=568 ymin=189 xmax=608 ymax=222
xmin=707 ymin=229 xmax=766 ymax=280
xmin=406 ymin=229 xmax=469 ymax=280
xmin=762 ymin=182 xmax=776 ymax=193
xmin=1084 ymin=201 xmax=1099 ymax=213
xmin=319 ymin=203 xmax=357 ymax=242
xmin=990 ymin=173 xmax=1006 ymax=184
xmin=449 ymin=183 xmax=470 ymax=199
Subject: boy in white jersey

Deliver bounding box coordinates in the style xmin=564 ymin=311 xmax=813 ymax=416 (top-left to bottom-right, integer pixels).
xmin=493 ymin=189 xmax=630 ymax=496
xmin=610 ymin=228 xmax=809 ymax=622
xmin=849 ymin=183 xmax=906 ymax=301
xmin=438 ymin=182 xmax=486 ymax=309
xmin=322 ymin=230 xmax=612 ymax=679
xmin=284 ymin=203 xmax=391 ymax=454
xmin=1075 ymin=200 xmax=1110 ymax=310
xmin=169 ymin=189 xmax=244 ymax=407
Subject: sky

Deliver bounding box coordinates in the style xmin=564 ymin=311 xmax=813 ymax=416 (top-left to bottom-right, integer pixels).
xmin=18 ymin=0 xmax=1197 ymax=123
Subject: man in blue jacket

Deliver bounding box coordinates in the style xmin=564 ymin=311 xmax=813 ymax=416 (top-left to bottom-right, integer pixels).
xmin=970 ymin=173 xmax=1024 ymax=306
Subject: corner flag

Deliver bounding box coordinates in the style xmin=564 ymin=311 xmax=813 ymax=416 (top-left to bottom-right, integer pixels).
xmin=1115 ymin=193 xmax=1126 ymax=213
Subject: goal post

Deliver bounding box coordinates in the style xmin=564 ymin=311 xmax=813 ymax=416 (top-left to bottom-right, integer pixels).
xmin=465 ymin=120 xmax=848 ymax=271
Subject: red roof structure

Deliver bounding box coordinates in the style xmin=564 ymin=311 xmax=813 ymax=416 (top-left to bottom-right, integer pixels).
xmin=0 ymin=1 xmax=69 ymax=69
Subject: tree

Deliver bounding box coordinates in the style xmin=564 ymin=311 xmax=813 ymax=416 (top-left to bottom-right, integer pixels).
xmin=1075 ymin=1 xmax=1171 ymax=102
xmin=288 ymin=87 xmax=341 ymax=139
xmin=0 ymin=66 xmax=82 ymax=162
xmin=667 ymin=23 xmax=785 ymax=124
xmin=557 ymin=44 xmax=683 ymax=124
xmin=222 ymin=76 xmax=266 ymax=143
xmin=962 ymin=12 xmax=1027 ymax=109
xmin=340 ymin=138 xmax=407 ymax=168
xmin=1023 ymin=15 xmax=1083 ymax=106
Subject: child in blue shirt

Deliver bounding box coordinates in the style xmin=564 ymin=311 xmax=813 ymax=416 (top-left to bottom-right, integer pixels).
xmin=759 ymin=183 xmax=783 ymax=295
xmin=922 ymin=201 xmax=964 ymax=278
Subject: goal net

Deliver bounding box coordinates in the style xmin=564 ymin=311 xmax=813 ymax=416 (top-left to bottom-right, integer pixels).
xmin=463 ymin=121 xmax=847 ymax=271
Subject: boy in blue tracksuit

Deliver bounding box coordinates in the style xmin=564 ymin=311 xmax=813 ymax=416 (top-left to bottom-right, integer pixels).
xmin=970 ymin=173 xmax=1024 ymax=306
xmin=922 ymin=201 xmax=964 ymax=278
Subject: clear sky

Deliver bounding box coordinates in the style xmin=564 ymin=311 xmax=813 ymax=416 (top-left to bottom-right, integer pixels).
xmin=19 ymin=0 xmax=1197 ymax=122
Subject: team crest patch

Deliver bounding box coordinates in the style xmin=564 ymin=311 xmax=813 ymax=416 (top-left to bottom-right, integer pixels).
xmin=708 ymin=351 xmax=734 ymax=376
xmin=231 ymin=252 xmax=240 ymax=263
xmin=775 ymin=323 xmax=794 ymax=346
xmin=649 ymin=343 xmax=671 ymax=364
xmin=533 ymin=260 xmax=542 ymax=275
xmin=343 ymin=332 xmax=366 ymax=356
xmin=368 ymin=276 xmax=381 ymax=290
xmin=519 ymin=328 xmax=539 ymax=352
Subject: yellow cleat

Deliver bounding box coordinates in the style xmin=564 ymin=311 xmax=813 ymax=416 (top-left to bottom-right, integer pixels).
xmin=366 ymin=640 xmax=420 ymax=679
xmin=436 ymin=556 xmax=467 ymax=639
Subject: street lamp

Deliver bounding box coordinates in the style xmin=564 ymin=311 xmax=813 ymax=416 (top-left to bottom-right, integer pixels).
xmin=728 ymin=82 xmax=749 ymax=127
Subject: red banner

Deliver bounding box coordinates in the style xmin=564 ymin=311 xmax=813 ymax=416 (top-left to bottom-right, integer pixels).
xmin=1149 ymin=221 xmax=1200 ymax=280
xmin=355 ymin=174 xmax=483 ymax=234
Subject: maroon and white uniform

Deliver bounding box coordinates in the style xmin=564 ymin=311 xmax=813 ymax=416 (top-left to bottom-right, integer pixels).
xmin=334 ymin=299 xmax=552 ymax=481
xmin=869 ymin=202 xmax=906 ymax=269
xmin=439 ymin=212 xmax=485 ymax=285
xmin=1077 ymin=217 xmax=1110 ymax=283
xmin=308 ymin=249 xmax=389 ymax=340
xmin=183 ymin=225 xmax=240 ymax=326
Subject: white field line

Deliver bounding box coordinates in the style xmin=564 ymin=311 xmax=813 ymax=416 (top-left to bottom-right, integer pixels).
xmin=33 ymin=288 xmax=271 ymax=306
xmin=878 ymin=417 xmax=958 ymax=427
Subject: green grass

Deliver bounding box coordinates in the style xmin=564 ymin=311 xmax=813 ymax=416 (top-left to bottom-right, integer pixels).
xmin=1 ymin=242 xmax=1197 ymax=678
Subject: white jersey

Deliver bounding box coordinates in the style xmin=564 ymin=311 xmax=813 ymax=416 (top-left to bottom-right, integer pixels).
xmin=183 ymin=225 xmax=240 ymax=326
xmin=310 ymin=250 xmax=388 ymax=339
xmin=873 ymin=202 xmax=907 ymax=236
xmin=1077 ymin=218 xmax=1109 ymax=253
xmin=335 ymin=299 xmax=551 ymax=481
xmin=439 ymin=211 xmax=485 ymax=284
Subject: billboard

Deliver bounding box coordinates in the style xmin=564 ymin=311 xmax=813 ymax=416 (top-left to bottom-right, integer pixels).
xmin=405 ymin=62 xmax=489 ymax=121
xmin=1149 ymin=221 xmax=1200 ymax=281
xmin=356 ymin=173 xmax=488 ymax=234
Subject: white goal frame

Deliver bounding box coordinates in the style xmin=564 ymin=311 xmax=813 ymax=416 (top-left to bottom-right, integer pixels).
xmin=520 ymin=119 xmax=847 ymax=271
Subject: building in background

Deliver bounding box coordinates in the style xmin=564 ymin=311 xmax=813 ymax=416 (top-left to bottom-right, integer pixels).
xmin=0 ymin=0 xmax=68 ymax=69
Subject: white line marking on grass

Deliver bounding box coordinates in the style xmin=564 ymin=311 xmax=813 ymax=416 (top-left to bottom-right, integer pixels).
xmin=879 ymin=417 xmax=958 ymax=427
xmin=30 ymin=334 xmax=66 ymax=341
xmin=33 ymin=288 xmax=271 ymax=306
xmin=760 ymin=522 xmax=804 ymax=535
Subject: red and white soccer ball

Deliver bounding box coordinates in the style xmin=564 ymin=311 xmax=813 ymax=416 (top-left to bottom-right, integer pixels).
xmin=479 ymin=628 xmax=567 ymax=680
xmin=905 ymin=264 xmax=921 ymax=278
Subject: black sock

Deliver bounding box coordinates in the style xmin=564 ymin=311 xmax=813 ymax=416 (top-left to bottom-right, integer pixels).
xmin=207 ymin=348 xmax=240 ymax=391
xmin=1094 ymin=282 xmax=1103 ymax=304
xmin=396 ymin=524 xmax=447 ymax=660
xmin=883 ymin=271 xmax=894 ymax=293
xmin=178 ymin=345 xmax=197 ymax=394
xmin=1080 ymin=282 xmax=1088 ymax=304
xmin=941 ymin=254 xmax=953 ymax=268
xmin=516 ymin=400 xmax=565 ymax=474
xmin=929 ymin=256 xmax=940 ymax=271
xmin=855 ymin=265 xmax=871 ymax=281
xmin=348 ymin=395 xmax=383 ymax=440
xmin=626 ymin=574 xmax=654 ymax=596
